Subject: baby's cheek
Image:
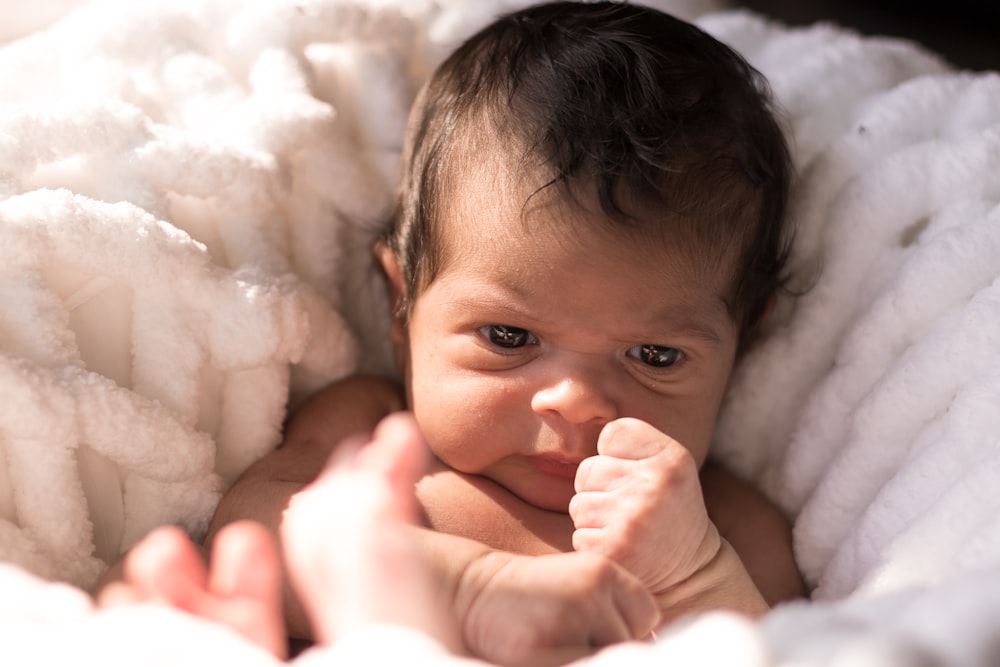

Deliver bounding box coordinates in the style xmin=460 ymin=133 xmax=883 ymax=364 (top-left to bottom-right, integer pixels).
xmin=410 ymin=406 xmax=481 ymax=473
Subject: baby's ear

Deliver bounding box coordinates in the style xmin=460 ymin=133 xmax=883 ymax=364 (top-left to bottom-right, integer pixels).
xmin=373 ymin=239 xmax=406 ymax=311
xmin=739 ymin=295 xmax=778 ymax=356
xmin=759 ymin=295 xmax=777 ymax=325
xmin=373 ymin=240 xmax=409 ymax=364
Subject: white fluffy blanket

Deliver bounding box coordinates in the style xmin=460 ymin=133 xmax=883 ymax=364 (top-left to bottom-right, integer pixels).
xmin=3 ymin=0 xmax=1000 ymax=665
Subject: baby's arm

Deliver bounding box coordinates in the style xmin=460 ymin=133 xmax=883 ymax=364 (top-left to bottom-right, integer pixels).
xmin=700 ymin=462 xmax=806 ymax=605
xmin=209 ymin=377 xmax=658 ymax=661
xmin=570 ymin=418 xmax=794 ymax=622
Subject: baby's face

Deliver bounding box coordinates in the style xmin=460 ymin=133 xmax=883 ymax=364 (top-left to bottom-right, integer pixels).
xmin=396 ymin=171 xmax=739 ymax=513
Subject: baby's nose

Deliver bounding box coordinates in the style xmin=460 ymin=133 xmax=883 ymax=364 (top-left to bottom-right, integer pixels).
xmin=530 ymin=372 xmax=618 ymax=429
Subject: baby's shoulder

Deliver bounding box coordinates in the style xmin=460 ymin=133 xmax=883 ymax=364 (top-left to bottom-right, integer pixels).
xmin=700 ymin=462 xmax=780 ymax=529
xmin=700 ymin=462 xmax=806 ymax=604
xmin=283 ymin=374 xmax=404 ymax=448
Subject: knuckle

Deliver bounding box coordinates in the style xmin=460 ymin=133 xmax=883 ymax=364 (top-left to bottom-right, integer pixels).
xmin=615 ymin=516 xmax=643 ymax=546
xmin=659 ymin=446 xmax=697 ymax=483
xmin=572 ymin=528 xmax=607 ymax=555
xmin=568 ymin=493 xmax=598 ymax=524
xmin=571 ymin=527 xmax=591 ymax=549
xmin=574 ymin=456 xmax=596 ymax=490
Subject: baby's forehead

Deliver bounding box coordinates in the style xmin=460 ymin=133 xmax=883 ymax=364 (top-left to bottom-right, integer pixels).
xmin=442 ymin=181 xmax=729 ymax=279
xmin=428 ymin=201 xmax=739 ymax=345
xmin=432 ymin=136 xmax=741 ymax=277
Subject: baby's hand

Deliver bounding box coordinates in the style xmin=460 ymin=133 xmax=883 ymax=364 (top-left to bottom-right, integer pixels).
xmin=569 ymin=418 xmax=721 ymax=601
xmin=458 ymin=550 xmax=658 ymax=666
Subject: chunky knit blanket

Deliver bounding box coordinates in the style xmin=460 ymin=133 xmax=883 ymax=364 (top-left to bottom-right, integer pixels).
xmin=3 ymin=1 xmax=1000 ymax=665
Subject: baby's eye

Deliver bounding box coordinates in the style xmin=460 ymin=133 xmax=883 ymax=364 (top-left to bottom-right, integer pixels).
xmin=627 ymin=344 xmax=683 ymax=368
xmin=480 ymin=324 xmax=537 ymax=348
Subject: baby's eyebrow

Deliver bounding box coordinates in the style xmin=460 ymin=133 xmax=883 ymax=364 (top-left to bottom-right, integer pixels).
xmin=640 ymin=304 xmax=731 ymax=347
xmin=445 ymin=281 xmax=732 ymax=346
xmin=669 ymin=324 xmax=726 ymax=346
xmin=446 ymin=292 xmax=538 ymax=319
xmin=629 ymin=323 xmax=724 ymax=348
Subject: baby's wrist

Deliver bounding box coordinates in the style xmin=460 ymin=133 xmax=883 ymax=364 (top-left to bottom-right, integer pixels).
xmin=452 ymin=549 xmax=517 ymax=655
xmin=453 ymin=550 xmax=512 ymax=616
xmin=652 ymin=539 xmax=769 ymax=623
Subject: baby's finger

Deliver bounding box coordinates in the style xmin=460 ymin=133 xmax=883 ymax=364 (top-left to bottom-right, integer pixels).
xmin=571 ymin=525 xmax=611 ymax=555
xmin=585 ymin=600 xmax=634 ymax=648
xmin=610 ymin=570 xmax=660 ymax=641
xmin=572 ymin=558 xmax=660 ymax=648
xmin=568 ymin=490 xmax=615 ymax=529
xmin=597 ymin=418 xmax=674 ymax=460
xmin=574 ymin=454 xmax=633 ymax=493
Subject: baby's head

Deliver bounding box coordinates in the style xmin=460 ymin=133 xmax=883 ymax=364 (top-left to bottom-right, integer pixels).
xmin=384 ymin=0 xmax=792 ymax=345
xmin=377 ymin=1 xmax=793 ymax=509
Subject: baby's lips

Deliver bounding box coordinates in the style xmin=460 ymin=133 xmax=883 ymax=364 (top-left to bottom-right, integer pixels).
xmin=530 ymin=454 xmax=582 ymax=480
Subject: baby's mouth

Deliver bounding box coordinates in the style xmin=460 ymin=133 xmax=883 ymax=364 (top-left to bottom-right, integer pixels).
xmin=528 ymin=455 xmax=580 ymax=480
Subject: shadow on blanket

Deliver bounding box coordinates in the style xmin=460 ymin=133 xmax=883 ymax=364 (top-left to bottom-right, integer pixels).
xmin=2 ymin=0 xmax=1000 ymax=665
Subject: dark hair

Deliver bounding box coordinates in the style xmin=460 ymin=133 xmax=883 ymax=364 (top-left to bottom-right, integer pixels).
xmin=386 ymin=0 xmax=792 ymax=342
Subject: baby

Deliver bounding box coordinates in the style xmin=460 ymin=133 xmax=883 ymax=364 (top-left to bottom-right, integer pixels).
xmin=108 ymin=1 xmax=804 ymax=664
xmin=102 ymin=413 xmax=657 ymax=666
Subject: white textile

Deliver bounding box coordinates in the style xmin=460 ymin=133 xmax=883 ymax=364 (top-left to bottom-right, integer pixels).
xmin=2 ymin=0 xmax=1000 ymax=665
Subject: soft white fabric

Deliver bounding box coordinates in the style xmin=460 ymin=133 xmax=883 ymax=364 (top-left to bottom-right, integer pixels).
xmin=0 ymin=0 xmax=722 ymax=592
xmin=2 ymin=0 xmax=1000 ymax=665
xmin=7 ymin=561 xmax=1000 ymax=667
xmin=705 ymin=12 xmax=1000 ymax=602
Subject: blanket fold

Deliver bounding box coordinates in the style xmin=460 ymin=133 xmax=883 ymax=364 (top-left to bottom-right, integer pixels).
xmin=2 ymin=1 xmax=1000 ymax=665
xmin=706 ymin=12 xmax=1000 ymax=602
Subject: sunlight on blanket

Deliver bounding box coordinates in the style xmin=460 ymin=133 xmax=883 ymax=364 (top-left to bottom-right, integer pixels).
xmin=0 ymin=0 xmax=409 ymax=588
xmin=3 ymin=8 xmax=1000 ymax=662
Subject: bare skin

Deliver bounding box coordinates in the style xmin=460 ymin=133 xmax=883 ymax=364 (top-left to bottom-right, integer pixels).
xmin=98 ymin=522 xmax=287 ymax=658
xmin=103 ymin=412 xmax=658 ymax=667
xmin=364 ymin=160 xmax=804 ymax=626
xmin=203 ymin=375 xmax=801 ymax=650
xmin=101 ymin=149 xmax=805 ymax=665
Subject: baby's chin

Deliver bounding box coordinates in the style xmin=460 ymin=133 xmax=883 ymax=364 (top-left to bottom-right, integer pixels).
xmin=493 ymin=470 xmax=575 ymax=515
